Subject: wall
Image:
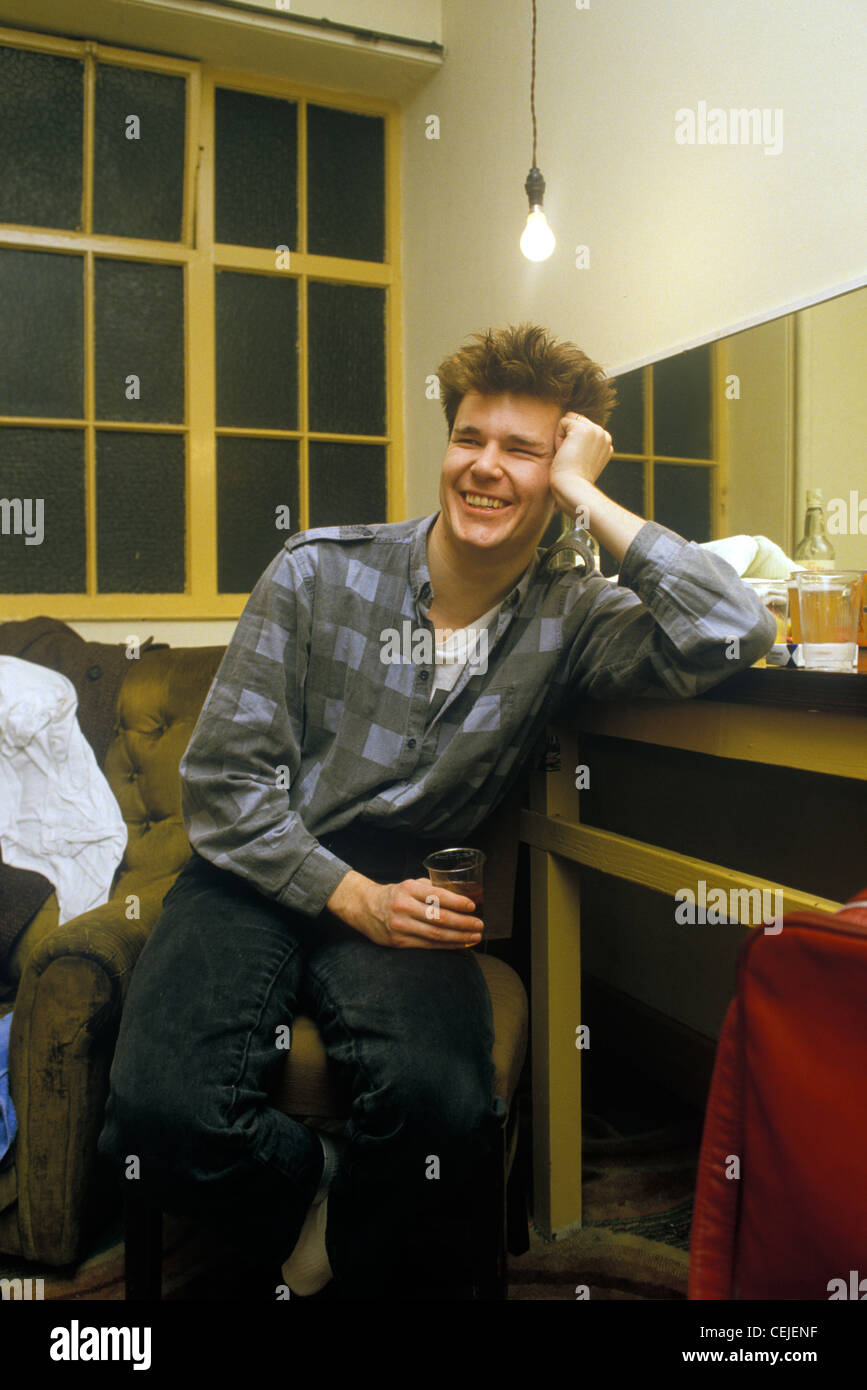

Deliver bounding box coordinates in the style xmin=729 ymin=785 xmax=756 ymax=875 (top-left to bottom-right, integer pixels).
xmin=402 ymin=0 xmax=867 ymax=519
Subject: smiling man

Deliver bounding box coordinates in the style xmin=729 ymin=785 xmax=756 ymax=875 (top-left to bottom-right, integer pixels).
xmin=98 ymin=324 xmax=775 ymax=1303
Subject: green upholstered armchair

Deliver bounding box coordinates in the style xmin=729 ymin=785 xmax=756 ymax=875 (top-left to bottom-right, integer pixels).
xmin=0 ymin=641 xmax=530 ymax=1293
xmin=0 ymin=644 xmax=226 ymax=1265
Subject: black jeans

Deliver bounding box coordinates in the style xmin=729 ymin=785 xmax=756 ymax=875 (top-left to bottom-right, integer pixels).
xmin=98 ymin=832 xmax=507 ymax=1297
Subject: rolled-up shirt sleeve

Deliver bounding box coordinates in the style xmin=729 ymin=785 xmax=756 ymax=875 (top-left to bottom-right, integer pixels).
xmin=561 ymin=520 xmax=777 ymax=701
xmin=178 ymin=545 xmax=351 ymax=917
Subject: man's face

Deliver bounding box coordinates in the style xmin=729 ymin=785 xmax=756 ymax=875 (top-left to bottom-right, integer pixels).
xmin=438 ymin=392 xmax=561 ymax=559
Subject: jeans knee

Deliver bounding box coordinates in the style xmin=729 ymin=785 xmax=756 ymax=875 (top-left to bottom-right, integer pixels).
xmin=379 ymin=1055 xmax=495 ymax=1152
xmin=99 ymin=1076 xmax=223 ymax=1183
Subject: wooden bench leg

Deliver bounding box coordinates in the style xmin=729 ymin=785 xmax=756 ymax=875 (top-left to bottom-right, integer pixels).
xmin=123 ymin=1188 xmax=163 ymax=1301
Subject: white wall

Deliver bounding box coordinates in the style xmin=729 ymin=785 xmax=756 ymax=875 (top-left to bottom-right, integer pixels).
xmin=402 ymin=0 xmax=867 ymax=518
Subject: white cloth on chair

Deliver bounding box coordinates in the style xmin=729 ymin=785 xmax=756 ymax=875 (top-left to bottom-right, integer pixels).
xmin=699 ymin=534 xmax=800 ymax=579
xmin=0 ymin=656 xmax=127 ymax=925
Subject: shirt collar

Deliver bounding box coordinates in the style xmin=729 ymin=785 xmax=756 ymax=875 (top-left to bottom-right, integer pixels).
xmin=411 ymin=512 xmax=540 ymax=614
xmin=410 ymin=513 xmax=438 ymax=608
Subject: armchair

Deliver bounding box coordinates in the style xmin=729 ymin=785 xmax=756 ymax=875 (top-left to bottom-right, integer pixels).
xmin=0 ymin=636 xmax=530 ymax=1297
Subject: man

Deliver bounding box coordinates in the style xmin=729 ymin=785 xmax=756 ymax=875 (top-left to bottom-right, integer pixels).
xmin=98 ymin=324 xmax=775 ymax=1299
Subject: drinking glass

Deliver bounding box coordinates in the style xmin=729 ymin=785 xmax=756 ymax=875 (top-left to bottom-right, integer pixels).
xmin=741 ymin=579 xmax=789 ymax=667
xmin=794 ymin=571 xmax=862 ymax=672
xmin=422 ymin=847 xmax=486 ymax=945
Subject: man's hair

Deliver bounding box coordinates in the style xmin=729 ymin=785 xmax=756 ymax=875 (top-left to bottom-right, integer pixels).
xmin=436 ymin=323 xmax=617 ymax=436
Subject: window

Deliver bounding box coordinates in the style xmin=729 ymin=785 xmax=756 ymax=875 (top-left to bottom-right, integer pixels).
xmin=0 ymin=29 xmax=402 ymax=615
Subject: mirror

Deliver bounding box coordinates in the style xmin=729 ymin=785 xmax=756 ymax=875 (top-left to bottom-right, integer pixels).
xmin=570 ymin=283 xmax=867 ymax=577
xmin=721 ymin=283 xmax=866 ymax=571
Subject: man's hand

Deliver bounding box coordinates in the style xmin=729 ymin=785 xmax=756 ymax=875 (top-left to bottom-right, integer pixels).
xmin=327 ymin=870 xmax=482 ymax=949
xmin=549 ymin=412 xmax=613 ymax=513
xmin=549 ymin=412 xmax=646 ymax=568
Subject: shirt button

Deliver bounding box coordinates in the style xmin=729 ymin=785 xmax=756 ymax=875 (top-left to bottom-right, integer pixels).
xmin=407 ymin=738 xmax=417 ymax=749
xmin=419 ymin=670 xmax=429 ymax=682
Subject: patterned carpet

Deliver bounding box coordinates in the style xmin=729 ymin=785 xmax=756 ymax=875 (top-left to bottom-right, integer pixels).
xmin=505 ymin=1099 xmax=699 ymax=1300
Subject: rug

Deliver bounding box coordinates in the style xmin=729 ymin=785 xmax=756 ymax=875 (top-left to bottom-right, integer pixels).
xmin=505 ymin=1107 xmax=699 ymax=1300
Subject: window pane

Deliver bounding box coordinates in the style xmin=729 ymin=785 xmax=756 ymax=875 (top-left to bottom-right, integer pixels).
xmin=0 ymin=46 xmax=83 ymax=230
xmin=601 ymin=458 xmax=644 ymax=514
xmin=0 ymin=249 xmax=83 ymax=418
xmin=0 ymin=428 xmax=85 ymax=591
xmin=654 ymin=463 xmax=712 ymax=543
xmin=93 ymin=65 xmax=185 ymax=241
xmin=217 ymin=436 xmax=298 ymax=593
xmin=96 ymin=431 xmax=185 ymax=591
xmin=307 ymin=105 xmax=385 ymax=262
xmin=215 ymin=272 xmax=298 ymax=430
xmin=215 ymin=87 xmax=297 ymax=250
xmin=653 ymin=343 xmax=712 ymax=459
xmin=308 ymin=283 xmax=385 ymax=436
xmin=95 ymin=259 xmax=184 ymax=423
xmin=607 ymin=366 xmax=643 ymax=455
xmin=598 ymin=459 xmax=645 ymax=575
xmin=309 ymin=442 xmax=386 ymax=527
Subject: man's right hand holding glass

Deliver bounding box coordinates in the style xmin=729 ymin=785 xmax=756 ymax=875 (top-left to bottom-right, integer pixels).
xmin=327 ymin=870 xmax=482 ymax=949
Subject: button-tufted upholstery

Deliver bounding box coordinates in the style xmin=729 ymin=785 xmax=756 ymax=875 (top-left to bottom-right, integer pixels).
xmin=104 ymin=645 xmax=229 ymax=897
xmin=0 ymin=641 xmax=529 ymax=1273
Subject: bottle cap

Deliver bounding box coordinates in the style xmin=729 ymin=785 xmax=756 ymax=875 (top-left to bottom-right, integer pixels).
xmin=806 ymin=488 xmax=823 ymax=508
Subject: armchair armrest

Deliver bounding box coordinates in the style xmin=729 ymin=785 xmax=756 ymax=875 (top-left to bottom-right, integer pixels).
xmin=7 ymin=880 xmax=175 ymax=1263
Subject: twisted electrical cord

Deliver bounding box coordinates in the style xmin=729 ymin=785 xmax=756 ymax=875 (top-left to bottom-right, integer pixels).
xmin=530 ymin=0 xmax=538 ymax=167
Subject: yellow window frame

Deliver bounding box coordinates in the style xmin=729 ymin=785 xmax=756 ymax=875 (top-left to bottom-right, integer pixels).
xmin=0 ymin=26 xmax=404 ymax=620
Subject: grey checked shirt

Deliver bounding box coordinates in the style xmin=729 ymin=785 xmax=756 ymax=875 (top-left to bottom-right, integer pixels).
xmin=179 ymin=514 xmax=775 ymax=917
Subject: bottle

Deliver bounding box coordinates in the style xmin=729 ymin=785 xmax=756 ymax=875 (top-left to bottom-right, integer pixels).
xmin=793 ymin=489 xmax=836 ymax=570
xmin=575 ymin=526 xmax=601 ymax=572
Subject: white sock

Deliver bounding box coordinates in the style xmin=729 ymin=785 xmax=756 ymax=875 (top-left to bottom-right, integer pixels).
xmin=281 ymin=1194 xmax=331 ymax=1296
xmin=281 ymin=1133 xmax=344 ymax=1296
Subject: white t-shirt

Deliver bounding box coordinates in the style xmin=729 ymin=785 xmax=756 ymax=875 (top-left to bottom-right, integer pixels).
xmin=430 ymin=599 xmax=504 ymax=695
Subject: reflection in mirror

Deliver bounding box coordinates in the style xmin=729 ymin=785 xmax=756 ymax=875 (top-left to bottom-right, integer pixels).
xmin=546 ymin=284 xmax=867 ymax=579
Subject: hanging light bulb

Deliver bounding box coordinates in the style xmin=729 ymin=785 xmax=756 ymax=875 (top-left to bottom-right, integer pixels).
xmin=520 ymin=1 xmax=555 ymax=262
xmin=520 ymin=167 xmax=555 ymax=262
